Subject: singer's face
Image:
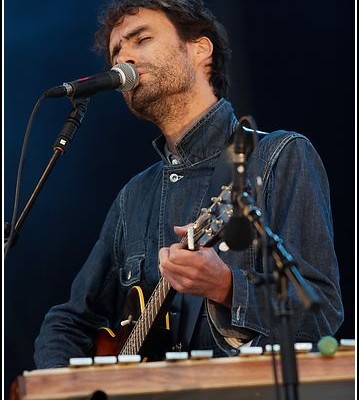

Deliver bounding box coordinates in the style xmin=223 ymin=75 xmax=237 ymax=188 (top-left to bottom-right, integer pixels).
xmin=109 ymin=8 xmax=197 ymax=119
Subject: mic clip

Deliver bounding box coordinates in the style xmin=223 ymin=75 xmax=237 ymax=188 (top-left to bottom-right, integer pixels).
xmin=53 ymin=97 xmax=90 ymax=153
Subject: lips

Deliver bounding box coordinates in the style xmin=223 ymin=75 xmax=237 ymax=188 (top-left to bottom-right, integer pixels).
xmin=136 ymin=64 xmax=153 ymax=76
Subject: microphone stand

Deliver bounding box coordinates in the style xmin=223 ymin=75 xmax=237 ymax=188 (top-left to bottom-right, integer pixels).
xmin=237 ymin=190 xmax=320 ymax=400
xmin=4 ymin=97 xmax=89 ymax=257
xmin=228 ymin=117 xmax=319 ymax=399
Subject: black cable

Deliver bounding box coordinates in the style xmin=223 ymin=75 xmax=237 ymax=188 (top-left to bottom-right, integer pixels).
xmin=4 ymin=93 xmax=47 ymax=260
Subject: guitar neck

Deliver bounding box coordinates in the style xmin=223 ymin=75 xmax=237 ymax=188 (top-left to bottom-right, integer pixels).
xmin=120 ymin=229 xmax=199 ymax=356
xmin=120 ymin=228 xmax=200 ymax=356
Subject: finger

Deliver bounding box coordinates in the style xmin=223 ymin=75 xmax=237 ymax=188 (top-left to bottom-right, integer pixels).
xmin=160 ymin=262 xmax=198 ymax=293
xmin=158 ymin=247 xmax=170 ymax=266
xmin=173 ymin=224 xmax=193 ymax=237
xmin=167 ymin=244 xmax=201 ymax=267
xmin=159 ymin=246 xmax=186 ymax=274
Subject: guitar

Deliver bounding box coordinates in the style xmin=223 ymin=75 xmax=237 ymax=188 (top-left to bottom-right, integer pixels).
xmin=95 ymin=185 xmax=233 ymax=359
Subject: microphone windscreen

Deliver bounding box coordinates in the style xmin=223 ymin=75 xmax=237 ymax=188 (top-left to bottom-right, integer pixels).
xmin=317 ymin=336 xmax=339 ymax=357
xmin=223 ymin=216 xmax=254 ymax=251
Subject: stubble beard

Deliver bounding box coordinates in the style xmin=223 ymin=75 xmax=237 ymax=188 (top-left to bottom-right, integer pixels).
xmin=122 ymin=47 xmax=196 ymax=127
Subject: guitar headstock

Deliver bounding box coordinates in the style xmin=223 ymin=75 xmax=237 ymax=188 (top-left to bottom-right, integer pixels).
xmin=182 ymin=185 xmax=233 ymax=249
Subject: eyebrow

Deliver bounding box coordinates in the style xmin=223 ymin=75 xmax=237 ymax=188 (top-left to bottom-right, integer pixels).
xmin=110 ymin=25 xmax=151 ymax=62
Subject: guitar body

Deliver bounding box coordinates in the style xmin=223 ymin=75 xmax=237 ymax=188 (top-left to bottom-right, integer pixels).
xmin=95 ymin=285 xmax=174 ymax=360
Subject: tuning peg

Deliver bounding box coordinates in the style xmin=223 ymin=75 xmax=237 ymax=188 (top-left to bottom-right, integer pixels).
xmin=211 ymin=197 xmax=222 ymax=204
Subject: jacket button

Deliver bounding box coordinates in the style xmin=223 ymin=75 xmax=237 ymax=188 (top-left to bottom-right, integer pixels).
xmin=170 ymin=174 xmax=183 ymax=183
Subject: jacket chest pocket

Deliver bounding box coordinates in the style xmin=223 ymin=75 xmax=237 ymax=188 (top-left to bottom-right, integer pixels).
xmin=119 ymin=254 xmax=145 ymax=287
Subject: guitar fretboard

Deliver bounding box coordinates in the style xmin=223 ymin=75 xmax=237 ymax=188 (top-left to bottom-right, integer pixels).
xmin=120 ymin=277 xmax=171 ymax=355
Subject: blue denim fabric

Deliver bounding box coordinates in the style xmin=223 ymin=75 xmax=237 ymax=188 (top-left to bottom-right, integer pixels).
xmin=206 ymin=129 xmax=344 ymax=353
xmin=34 ymin=99 xmax=343 ymax=368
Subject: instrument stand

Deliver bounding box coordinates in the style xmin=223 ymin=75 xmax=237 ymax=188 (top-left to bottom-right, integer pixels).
xmin=275 ymin=267 xmax=300 ymax=400
xmin=4 ymin=97 xmax=89 ymax=258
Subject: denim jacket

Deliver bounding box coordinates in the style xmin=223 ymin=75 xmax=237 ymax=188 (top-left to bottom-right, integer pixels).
xmin=34 ymin=98 xmax=343 ymax=368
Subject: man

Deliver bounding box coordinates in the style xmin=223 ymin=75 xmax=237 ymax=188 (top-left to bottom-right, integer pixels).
xmin=34 ymin=0 xmax=343 ymax=368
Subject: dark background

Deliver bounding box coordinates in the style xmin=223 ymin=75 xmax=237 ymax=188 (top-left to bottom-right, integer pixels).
xmin=3 ymin=0 xmax=355 ymax=398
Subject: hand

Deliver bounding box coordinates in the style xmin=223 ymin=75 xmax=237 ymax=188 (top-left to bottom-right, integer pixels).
xmin=158 ymin=226 xmax=233 ymax=308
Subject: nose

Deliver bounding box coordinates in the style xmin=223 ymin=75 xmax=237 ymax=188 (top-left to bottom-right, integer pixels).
xmin=116 ymin=44 xmax=138 ymax=66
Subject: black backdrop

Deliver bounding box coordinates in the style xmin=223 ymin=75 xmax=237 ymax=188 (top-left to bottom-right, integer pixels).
xmin=3 ymin=1 xmax=355 ymax=398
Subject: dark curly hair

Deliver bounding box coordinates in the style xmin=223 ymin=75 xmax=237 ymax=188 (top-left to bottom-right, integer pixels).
xmin=94 ymin=0 xmax=231 ymax=98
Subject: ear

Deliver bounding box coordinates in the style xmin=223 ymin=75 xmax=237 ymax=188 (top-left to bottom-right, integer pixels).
xmin=192 ymin=36 xmax=213 ymax=65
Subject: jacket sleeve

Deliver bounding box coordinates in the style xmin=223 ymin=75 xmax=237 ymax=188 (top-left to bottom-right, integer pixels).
xmin=34 ymin=193 xmax=126 ymax=369
xmin=206 ymin=133 xmax=344 ymax=354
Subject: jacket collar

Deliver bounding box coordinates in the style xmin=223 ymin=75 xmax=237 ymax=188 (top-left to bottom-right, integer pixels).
xmin=152 ymin=98 xmax=237 ymax=166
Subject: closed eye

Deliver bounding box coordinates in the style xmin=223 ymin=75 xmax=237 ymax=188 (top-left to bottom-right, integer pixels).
xmin=137 ymin=37 xmax=152 ymax=44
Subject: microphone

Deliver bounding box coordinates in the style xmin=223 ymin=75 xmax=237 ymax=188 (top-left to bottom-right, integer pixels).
xmin=44 ymin=62 xmax=139 ymax=98
xmin=223 ymin=214 xmax=255 ymax=251
xmin=223 ymin=118 xmax=256 ymax=251
xmin=231 ymin=120 xmax=255 ymax=194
